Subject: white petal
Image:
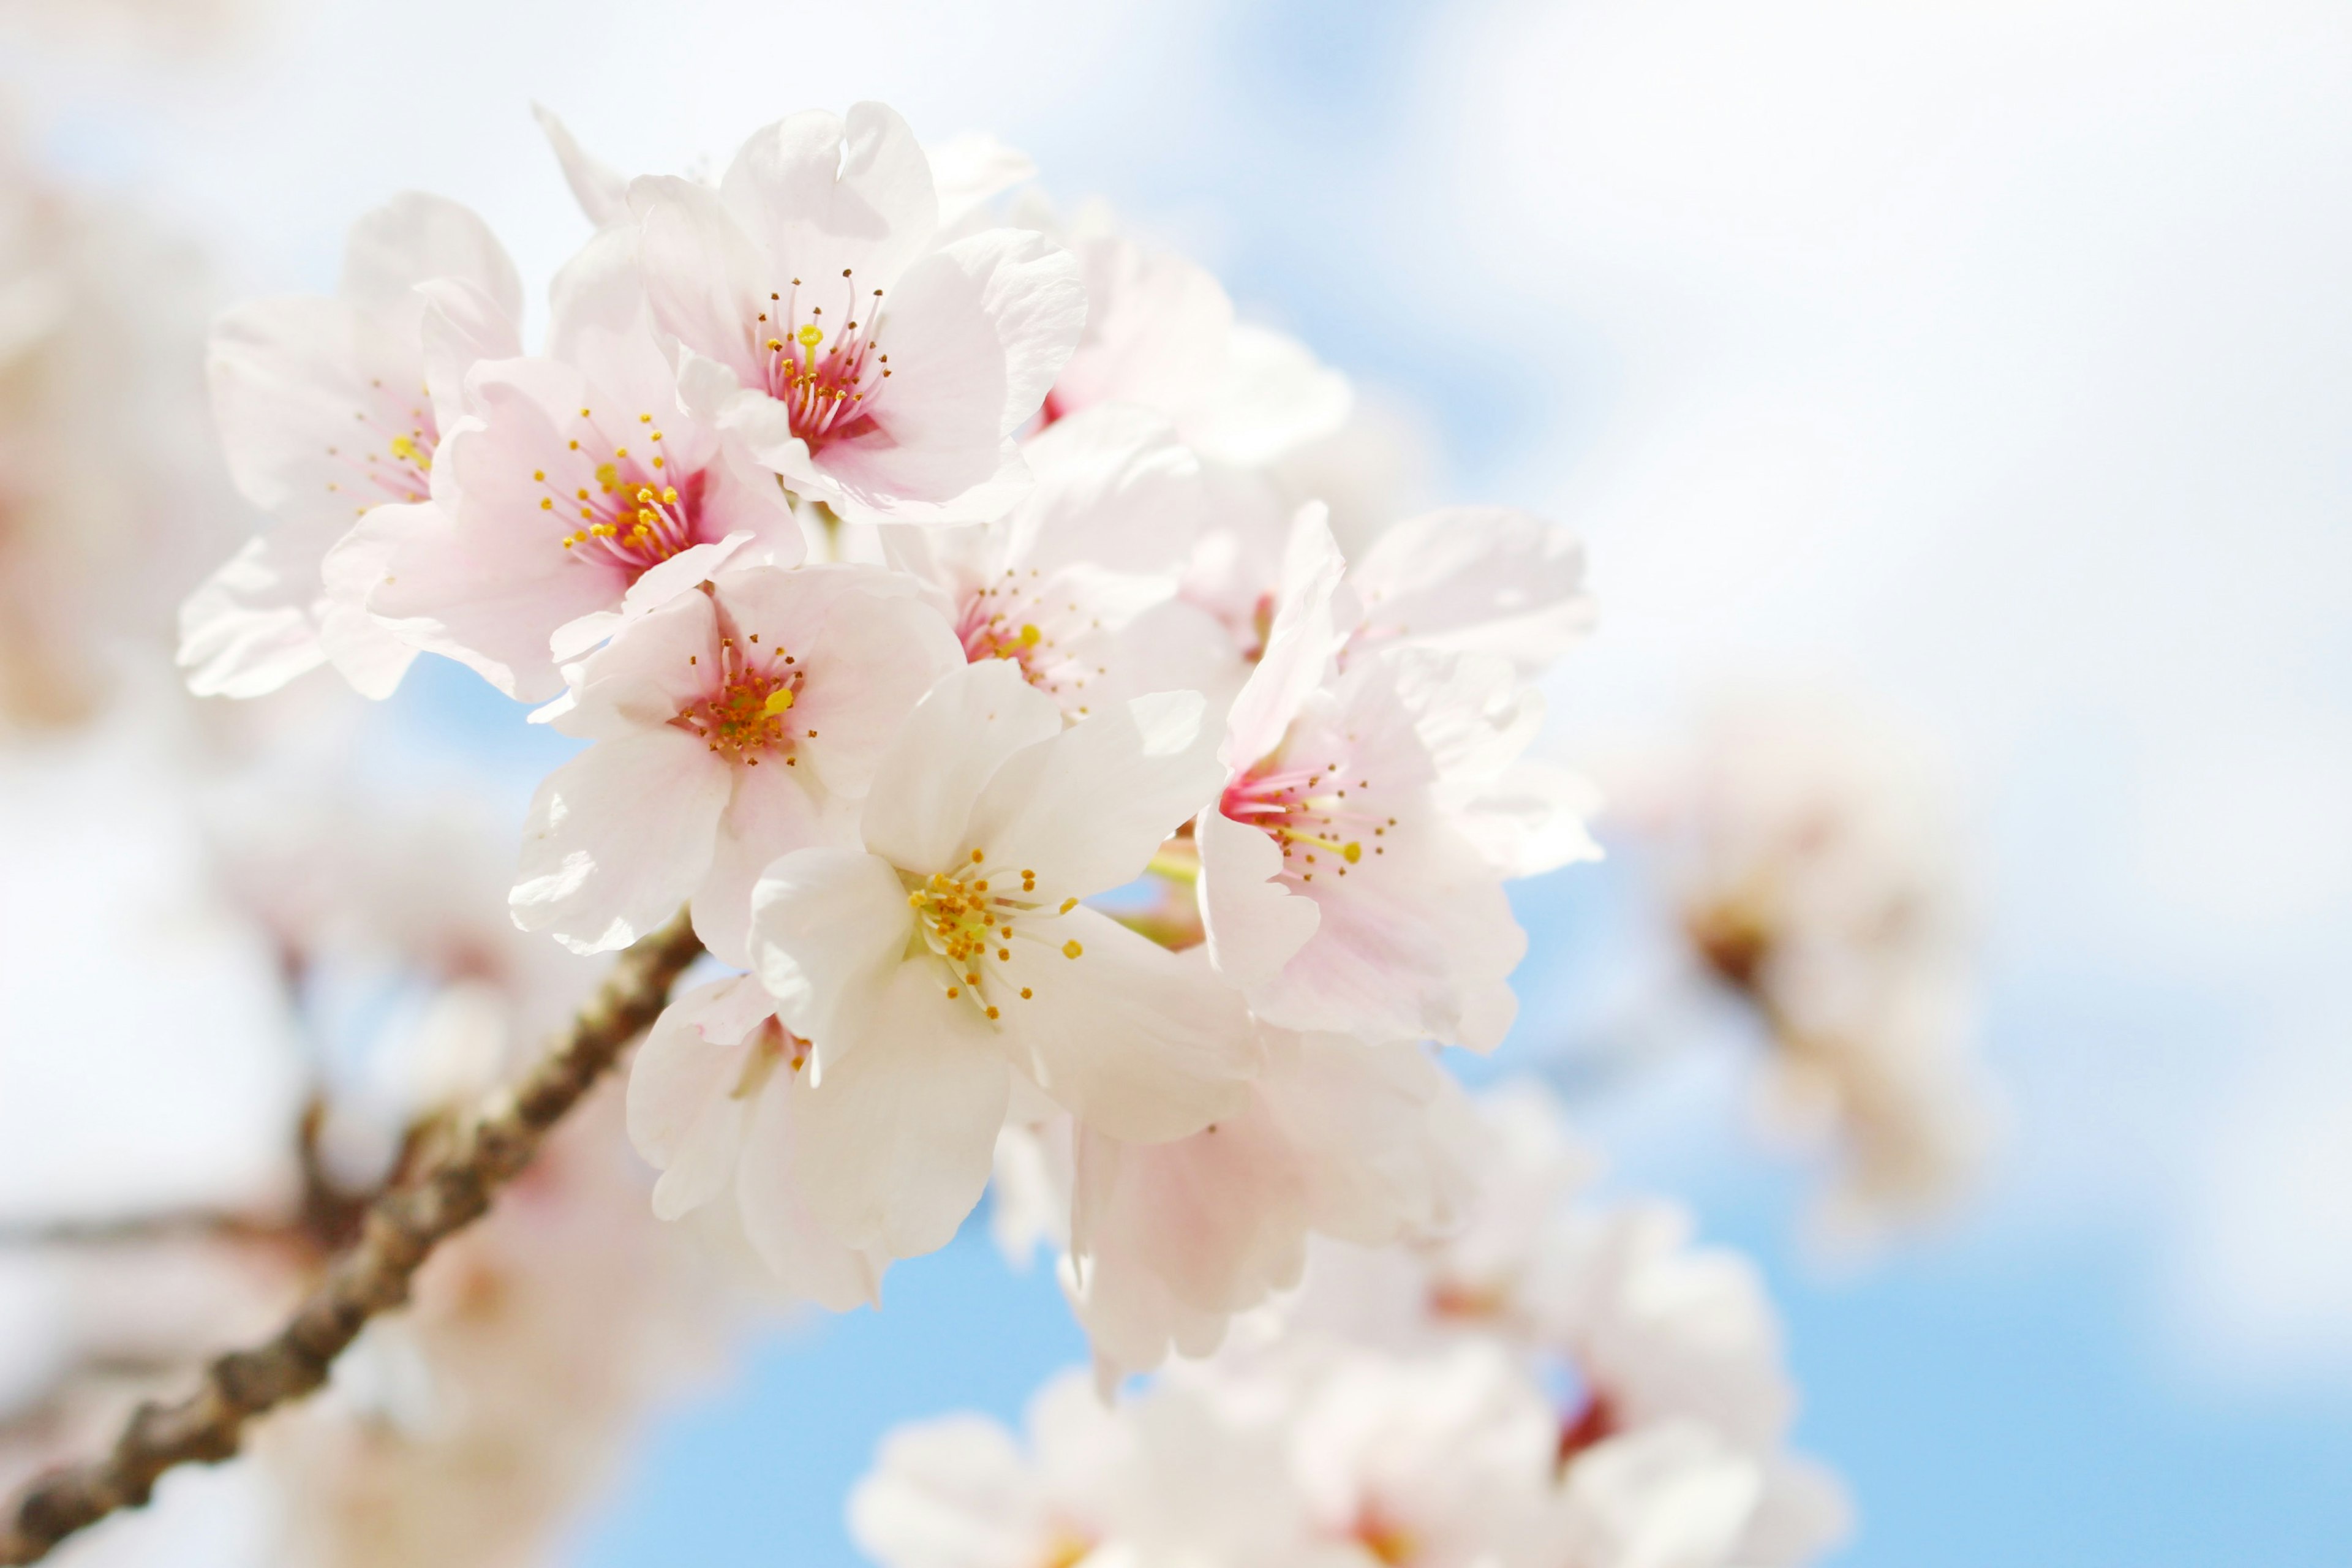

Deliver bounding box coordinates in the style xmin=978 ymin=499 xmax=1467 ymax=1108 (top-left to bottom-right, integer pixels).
xmin=176 ymin=533 xmax=328 ymax=699
xmin=860 ymin=660 xmax=1061 ymax=874
xmin=1184 ymin=322 xmax=1352 ymax=467
xmin=693 ymin=760 xmax=829 ymax=970
xmin=993 ymin=908 xmax=1255 ymax=1143
xmin=1442 ymin=759 xmax=1604 ymax=879
xmin=747 ymin=846 xmax=913 ymax=1069
xmin=633 ymin=175 xmax=766 ymax=389
xmin=718 ymin=103 xmax=937 ymax=289
xmin=627 ymin=973 xmax=768 ymax=1219
xmin=339 ymin=192 xmax=521 ymax=327
xmin=510 ymin=727 xmax=729 ymax=953
xmin=963 ymin=688 xmax=1219 ymax=898
xmin=1352 ymin=506 xmax=1593 ymax=676
xmin=1219 ymin=504 xmax=1350 ymax=770
xmin=546 ymin=588 xmax=718 ymax=740
xmin=787 ymin=962 xmax=1009 ymax=1256
xmin=533 ymin=102 xmax=631 ymax=228
xmin=737 ymin=1076 xmax=889 ymax=1310
xmin=1197 ymin=805 xmax=1322 ymax=993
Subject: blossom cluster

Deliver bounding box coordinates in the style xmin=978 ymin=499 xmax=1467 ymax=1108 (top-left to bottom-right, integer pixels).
xmin=175 ymin=100 xmax=1599 ymax=1367
xmin=854 ymin=1083 xmax=1849 ymax=1568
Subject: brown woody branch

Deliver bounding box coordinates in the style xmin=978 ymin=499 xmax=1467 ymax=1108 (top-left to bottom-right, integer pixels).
xmin=0 ymin=910 xmax=704 ymax=1566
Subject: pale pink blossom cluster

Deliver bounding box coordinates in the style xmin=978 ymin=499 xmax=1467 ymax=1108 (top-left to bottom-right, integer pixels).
xmin=178 ymin=100 xmax=1600 ymax=1370
xmin=854 ymin=1082 xmax=1849 ymax=1568
xmin=1613 ymin=702 xmax=2001 ymax=1243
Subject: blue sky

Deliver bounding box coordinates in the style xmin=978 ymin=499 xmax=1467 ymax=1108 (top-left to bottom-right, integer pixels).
xmin=9 ymin=1 xmax=2352 ymax=1561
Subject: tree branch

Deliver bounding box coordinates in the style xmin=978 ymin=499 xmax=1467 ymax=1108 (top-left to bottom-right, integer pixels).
xmin=0 ymin=910 xmax=704 ymax=1566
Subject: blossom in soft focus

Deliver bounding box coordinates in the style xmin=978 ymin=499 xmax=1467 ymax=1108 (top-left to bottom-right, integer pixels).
xmin=861 ymin=1082 xmax=1849 ymax=1568
xmin=643 ymin=104 xmax=1085 ymax=524
xmin=1618 ymin=699 xmax=2000 ymax=1242
xmin=179 ymin=194 xmax=520 ymax=701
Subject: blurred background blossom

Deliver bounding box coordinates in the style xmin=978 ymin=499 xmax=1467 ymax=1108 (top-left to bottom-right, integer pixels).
xmin=1 ymin=0 xmax=2348 ymax=1564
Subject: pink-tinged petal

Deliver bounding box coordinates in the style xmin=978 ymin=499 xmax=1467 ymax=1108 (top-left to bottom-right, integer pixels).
xmin=848 ymin=1414 xmax=1042 ymax=1568
xmin=718 ymin=103 xmax=937 ymax=288
xmin=1264 ymin=1033 xmax=1476 ymax=1242
xmin=747 ymin=846 xmax=913 ymax=1069
xmin=511 ymin=726 xmax=729 ymax=954
xmin=177 ymin=533 xmax=329 ymax=698
xmin=416 ymin=277 xmax=522 ymax=435
xmin=963 ymin=690 xmax=1219 ymax=899
xmin=1197 ymin=805 xmax=1320 ymax=992
xmin=786 ymin=962 xmax=1009 ymax=1257
xmin=1012 ymin=404 xmax=1206 ymax=578
xmin=698 ymin=442 xmax=807 ymax=552
xmin=633 ymin=175 xmax=766 ymax=387
xmin=1219 ymin=505 xmax=1349 ymax=769
xmin=693 ymin=761 xmax=828 ymax=970
xmin=546 ymin=224 xmax=693 ymax=434
xmin=1385 ymin=647 xmax=1541 ymax=782
xmin=1352 ymin=507 xmax=1594 ymax=677
xmin=627 ymin=973 xmax=772 ymax=1219
xmin=992 ymin=908 xmax=1254 ymax=1143
xmin=339 ymin=191 xmax=521 ymax=327
xmin=533 ymin=103 xmax=630 ymax=229
xmin=315 ymin=510 xmax=420 ymax=698
xmin=1182 ymin=322 xmax=1353 ymax=466
xmin=1070 ymin=1101 xmax=1309 ymax=1317
xmin=860 ymin=661 xmax=1060 ymax=873
xmin=737 ymin=1078 xmax=889 ymax=1309
xmin=208 ymin=295 xmax=424 ymax=532
xmin=765 ymin=587 xmax=964 ymax=801
xmin=547 ymin=531 xmax=757 ymax=666
xmin=1054 ymin=236 xmax=1232 ymax=418
xmin=543 ymin=582 xmax=717 ymax=739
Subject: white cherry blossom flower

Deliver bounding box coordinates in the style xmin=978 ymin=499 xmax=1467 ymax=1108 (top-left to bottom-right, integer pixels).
xmin=1044 ymin=219 xmax=1351 ymax=470
xmin=745 ymin=659 xmax=1256 ymax=1260
xmin=510 ymin=562 xmax=962 ymax=965
xmin=883 ymin=402 xmax=1242 ymax=723
xmin=179 ymin=193 xmax=520 ymax=700
xmin=636 ymin=103 xmax=1084 ymax=524
xmin=349 ymin=225 xmax=803 ymax=701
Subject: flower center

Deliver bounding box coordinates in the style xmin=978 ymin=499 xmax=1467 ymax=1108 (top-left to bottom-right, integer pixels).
xmin=542 ymin=415 xmax=705 ymax=573
xmin=1351 ymin=1510 xmax=1419 ymax=1566
xmin=903 ymin=851 xmax=1080 ymax=1020
xmin=323 ymin=380 xmax=435 ymax=516
xmin=1219 ymin=760 xmax=1393 ymax=885
xmin=673 ymin=632 xmax=804 ymax=767
xmin=755 ymin=269 xmax=889 ymax=450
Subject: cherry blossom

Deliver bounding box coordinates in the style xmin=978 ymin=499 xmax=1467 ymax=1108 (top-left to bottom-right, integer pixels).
xmin=1045 ymin=219 xmax=1351 ymax=470
xmin=636 ymin=103 xmax=1084 ymax=524
xmin=883 ymin=402 xmax=1241 ymax=723
xmin=1197 ymin=514 xmax=1588 ymax=1047
xmin=744 ymin=659 xmax=1256 ymax=1259
xmin=510 ymin=562 xmax=962 ymax=965
xmin=179 ymin=193 xmax=521 ymax=699
xmin=345 ymin=226 xmax=804 ymax=701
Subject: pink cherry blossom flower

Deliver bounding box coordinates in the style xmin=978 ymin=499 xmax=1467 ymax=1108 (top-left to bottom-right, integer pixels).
xmin=510 ymin=562 xmax=962 ymax=965
xmin=1196 ymin=516 xmax=1559 ymax=1049
xmin=636 ymin=103 xmax=1084 ymax=524
xmin=179 ymin=193 xmax=521 ymax=699
xmin=745 ymin=660 xmax=1256 ymax=1259
xmin=349 ymin=226 xmax=804 ymax=701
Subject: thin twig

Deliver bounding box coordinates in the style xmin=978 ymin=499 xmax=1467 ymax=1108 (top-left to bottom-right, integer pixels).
xmin=0 ymin=909 xmax=704 ymax=1566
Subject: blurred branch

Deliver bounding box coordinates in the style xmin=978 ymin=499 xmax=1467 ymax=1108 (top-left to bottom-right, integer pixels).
xmin=0 ymin=909 xmax=704 ymax=1566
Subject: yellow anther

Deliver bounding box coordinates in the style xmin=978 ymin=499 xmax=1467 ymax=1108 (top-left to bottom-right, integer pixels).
xmin=986 ymin=1005 xmax=1000 ymax=1020
xmin=639 ymin=412 xmax=653 ymax=423
xmin=796 ymin=323 xmax=824 ymax=349
xmin=1060 ymin=897 xmax=1079 ymax=913
xmin=1062 ymin=940 xmax=1084 ymax=960
xmin=389 ymin=434 xmax=420 ymax=461
xmin=540 ymin=498 xmax=553 ymax=510
xmin=595 ymin=464 xmax=619 ymax=489
xmin=946 ymin=987 xmax=959 ymax=1000
xmin=532 ymin=469 xmax=546 ymax=481
xmin=1019 ymin=624 xmax=1042 ymax=647
xmin=971 ymin=848 xmax=986 ymax=864
xmin=1019 ymin=987 xmax=1033 ymax=1000
xmin=767 ymin=338 xmax=784 ymax=352
xmin=761 ymin=688 xmax=796 ymax=717
xmin=662 ymin=487 xmax=678 ymax=504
